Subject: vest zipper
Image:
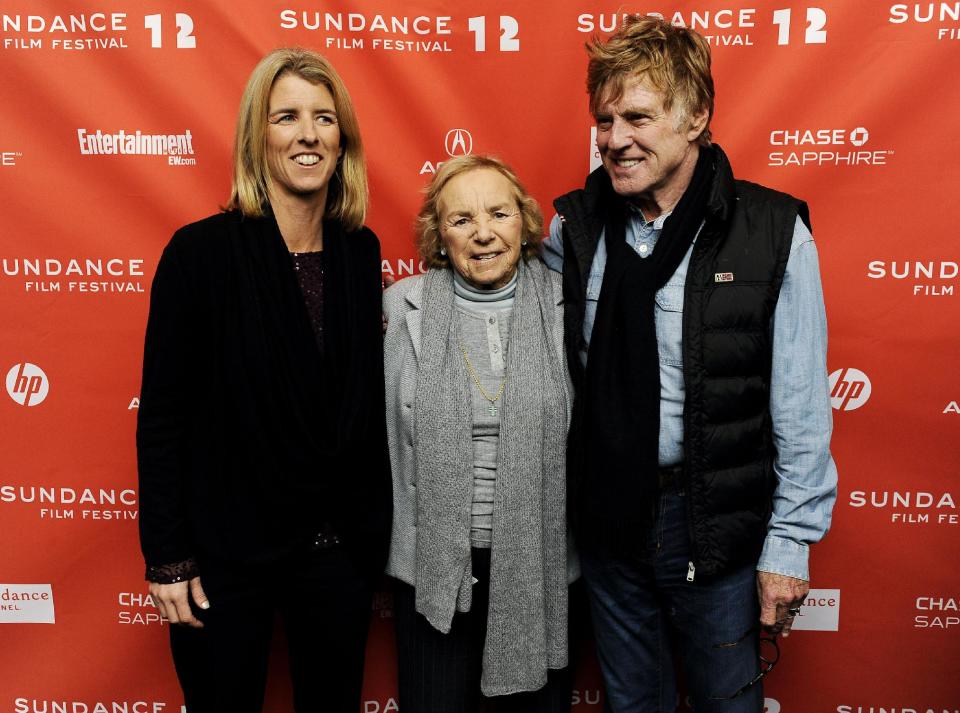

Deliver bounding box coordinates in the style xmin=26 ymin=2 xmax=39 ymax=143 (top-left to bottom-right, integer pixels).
xmin=686 ymin=561 xmax=696 ymax=582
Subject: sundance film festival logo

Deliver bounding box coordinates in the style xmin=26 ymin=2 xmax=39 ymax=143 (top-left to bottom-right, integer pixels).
xmin=419 ymin=128 xmax=474 ymax=175
xmin=13 ymin=700 xmax=176 ymax=712
xmin=889 ymin=2 xmax=960 ymax=40
xmin=2 ymin=256 xmax=145 ymax=294
xmin=576 ymin=7 xmax=830 ymax=47
xmin=77 ymin=128 xmax=196 ymax=166
xmin=0 ymin=584 xmax=55 ymax=623
xmin=2 ymin=12 xmax=196 ymax=51
xmin=280 ymin=11 xmax=522 ymax=53
xmin=849 ymin=489 xmax=957 ymax=526
xmin=6 ymin=363 xmax=48 ymax=406
xmin=768 ymin=126 xmax=894 ymax=167
xmin=867 ymin=259 xmax=957 ymax=297
xmin=829 ymin=368 xmax=871 ymax=411
xmin=0 ymin=485 xmax=138 ymax=521
xmin=838 ymin=706 xmax=960 ymax=713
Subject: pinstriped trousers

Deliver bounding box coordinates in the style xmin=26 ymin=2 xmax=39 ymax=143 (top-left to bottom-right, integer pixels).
xmin=393 ymin=547 xmax=573 ymax=713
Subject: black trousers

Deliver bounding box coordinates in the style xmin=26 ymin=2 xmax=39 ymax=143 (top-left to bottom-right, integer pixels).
xmin=393 ymin=548 xmax=573 ymax=713
xmin=169 ymin=545 xmax=373 ymax=713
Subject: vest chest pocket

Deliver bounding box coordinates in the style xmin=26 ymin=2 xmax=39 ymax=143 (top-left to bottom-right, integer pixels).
xmin=655 ymin=284 xmax=684 ymax=367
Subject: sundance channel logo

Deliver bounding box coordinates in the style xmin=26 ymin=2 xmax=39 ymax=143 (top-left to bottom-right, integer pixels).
xmin=77 ymin=128 xmax=196 ymax=166
xmin=790 ymin=588 xmax=840 ymax=631
xmin=0 ymin=584 xmax=55 ymax=623
xmin=768 ymin=126 xmax=893 ymax=167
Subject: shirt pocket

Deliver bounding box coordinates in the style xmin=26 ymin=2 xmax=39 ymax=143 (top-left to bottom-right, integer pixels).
xmin=655 ymin=284 xmax=684 ymax=367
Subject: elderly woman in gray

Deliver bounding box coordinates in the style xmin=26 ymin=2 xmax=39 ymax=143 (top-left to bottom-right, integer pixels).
xmin=383 ymin=154 xmax=577 ymax=712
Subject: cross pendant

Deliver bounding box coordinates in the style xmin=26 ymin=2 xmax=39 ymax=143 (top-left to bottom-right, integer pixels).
xmin=488 ymin=404 xmax=498 ymax=417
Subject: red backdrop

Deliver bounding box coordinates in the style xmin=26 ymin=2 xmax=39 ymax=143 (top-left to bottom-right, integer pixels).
xmin=2 ymin=1 xmax=959 ymax=711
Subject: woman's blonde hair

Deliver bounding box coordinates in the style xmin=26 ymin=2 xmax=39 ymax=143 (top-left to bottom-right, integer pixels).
xmin=227 ymin=47 xmax=368 ymax=231
xmin=416 ymin=155 xmax=544 ymax=269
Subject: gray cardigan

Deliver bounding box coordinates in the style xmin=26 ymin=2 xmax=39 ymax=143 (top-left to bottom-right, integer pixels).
xmin=383 ymin=271 xmax=579 ymax=587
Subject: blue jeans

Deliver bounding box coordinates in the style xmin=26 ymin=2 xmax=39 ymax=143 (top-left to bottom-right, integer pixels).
xmin=580 ymin=489 xmax=762 ymax=713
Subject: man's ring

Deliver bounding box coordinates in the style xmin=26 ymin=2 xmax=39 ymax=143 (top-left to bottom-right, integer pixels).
xmin=788 ymin=607 xmax=801 ymax=616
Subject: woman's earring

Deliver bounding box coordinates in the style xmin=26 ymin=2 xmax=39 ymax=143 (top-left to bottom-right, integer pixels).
xmin=440 ymin=247 xmax=447 ymax=256
xmin=521 ymin=240 xmax=528 ymax=246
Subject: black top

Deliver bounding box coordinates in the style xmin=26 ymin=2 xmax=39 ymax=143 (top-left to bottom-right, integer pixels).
xmin=136 ymin=210 xmax=391 ymax=583
xmin=291 ymin=250 xmax=325 ymax=356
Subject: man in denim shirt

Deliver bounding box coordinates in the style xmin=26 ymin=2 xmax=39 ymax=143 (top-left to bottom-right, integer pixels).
xmin=544 ymin=16 xmax=837 ymax=712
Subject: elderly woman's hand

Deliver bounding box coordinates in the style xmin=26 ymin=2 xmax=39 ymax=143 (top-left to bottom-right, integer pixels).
xmin=149 ymin=577 xmax=209 ymax=628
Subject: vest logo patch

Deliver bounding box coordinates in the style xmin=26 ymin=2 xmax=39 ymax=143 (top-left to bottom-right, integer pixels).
xmin=714 ymin=272 xmax=735 ymax=283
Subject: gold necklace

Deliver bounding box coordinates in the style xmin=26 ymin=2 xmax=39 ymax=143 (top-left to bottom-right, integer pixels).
xmin=460 ymin=344 xmax=506 ymax=416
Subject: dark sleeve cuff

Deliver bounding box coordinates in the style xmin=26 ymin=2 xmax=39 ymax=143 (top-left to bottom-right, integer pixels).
xmin=145 ymin=557 xmax=199 ymax=584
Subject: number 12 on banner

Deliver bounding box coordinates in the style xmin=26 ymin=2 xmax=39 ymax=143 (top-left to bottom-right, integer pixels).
xmin=144 ymin=13 xmax=196 ymax=48
xmin=772 ymin=8 xmax=827 ymax=45
xmin=468 ymin=16 xmax=520 ymax=52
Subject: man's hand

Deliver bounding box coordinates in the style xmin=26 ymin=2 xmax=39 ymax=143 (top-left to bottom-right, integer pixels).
xmin=149 ymin=576 xmax=209 ymax=628
xmin=756 ymin=571 xmax=808 ymax=637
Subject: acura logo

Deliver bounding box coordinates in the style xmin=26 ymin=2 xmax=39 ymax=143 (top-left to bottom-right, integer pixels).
xmin=444 ymin=128 xmax=473 ymax=157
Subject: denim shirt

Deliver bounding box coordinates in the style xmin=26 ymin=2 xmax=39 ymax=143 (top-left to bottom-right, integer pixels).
xmin=543 ymin=210 xmax=838 ymax=581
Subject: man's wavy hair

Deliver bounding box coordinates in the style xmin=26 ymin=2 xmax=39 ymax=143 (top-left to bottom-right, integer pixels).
xmin=586 ymin=16 xmax=715 ymax=145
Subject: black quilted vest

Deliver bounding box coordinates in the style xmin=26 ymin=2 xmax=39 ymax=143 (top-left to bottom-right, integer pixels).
xmin=554 ymin=146 xmax=808 ymax=578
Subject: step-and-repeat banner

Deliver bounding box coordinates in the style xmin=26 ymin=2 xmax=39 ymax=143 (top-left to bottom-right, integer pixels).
xmin=2 ymin=1 xmax=958 ymax=711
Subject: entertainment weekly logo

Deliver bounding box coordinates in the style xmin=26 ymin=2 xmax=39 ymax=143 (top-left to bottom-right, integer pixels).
xmin=0 ymin=485 xmax=138 ymax=522
xmin=867 ymin=259 xmax=957 ymax=298
xmin=279 ymin=10 xmax=521 ymax=54
xmin=1 ymin=12 xmax=196 ymax=51
xmin=888 ymin=2 xmax=960 ymax=40
xmin=0 ymin=584 xmax=55 ymax=623
xmin=575 ymin=7 xmax=829 ymax=47
xmin=768 ymin=126 xmax=894 ymax=168
xmin=1 ymin=257 xmax=146 ymax=295
xmin=2 ymin=149 xmax=22 ymax=166
xmin=418 ymin=128 xmax=475 ymax=175
xmin=6 ymin=363 xmax=48 ymax=406
xmin=77 ymin=128 xmax=196 ymax=166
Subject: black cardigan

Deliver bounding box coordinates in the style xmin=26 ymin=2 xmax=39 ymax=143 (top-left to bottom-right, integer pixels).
xmin=136 ymin=210 xmax=391 ymax=581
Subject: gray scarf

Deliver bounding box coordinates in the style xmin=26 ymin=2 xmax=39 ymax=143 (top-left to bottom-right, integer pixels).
xmin=414 ymin=258 xmax=570 ymax=696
